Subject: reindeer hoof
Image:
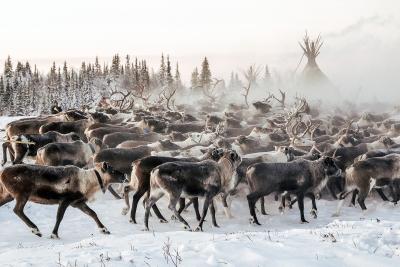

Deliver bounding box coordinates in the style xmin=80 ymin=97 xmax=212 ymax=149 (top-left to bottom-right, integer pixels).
xmin=50 ymin=233 xmax=60 ymax=239
xmin=194 ymin=226 xmax=203 ymax=232
xmin=142 ymin=228 xmax=150 ymax=232
xmin=121 ymin=207 xmax=129 ymax=215
xmin=310 ymin=209 xmax=318 ymax=219
xmin=301 ymin=219 xmax=309 ymax=224
xmin=159 ymin=219 xmax=168 ymax=223
xmin=249 ymin=218 xmax=261 ymax=225
xmin=213 ymin=224 xmax=220 ymax=228
xmin=183 ymin=225 xmax=192 ymax=231
xmin=129 ymin=219 xmax=137 ymax=224
xmin=171 ymin=215 xmax=177 ymax=221
xmin=332 ymin=212 xmax=340 ymax=217
xmin=31 ymin=228 xmax=42 ymax=237
xmin=100 ymin=228 xmax=110 ymax=235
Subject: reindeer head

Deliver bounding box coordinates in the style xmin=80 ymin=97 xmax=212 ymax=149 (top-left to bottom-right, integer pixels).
xmin=94 ymin=162 xmax=126 ymax=191
xmin=320 ymin=157 xmax=342 ymax=177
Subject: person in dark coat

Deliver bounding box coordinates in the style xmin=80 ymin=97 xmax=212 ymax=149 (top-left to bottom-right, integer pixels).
xmin=50 ymin=100 xmax=62 ymax=114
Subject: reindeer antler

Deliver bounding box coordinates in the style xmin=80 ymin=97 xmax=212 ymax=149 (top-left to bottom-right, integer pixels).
xmin=290 ymin=119 xmax=314 ymax=145
xmin=272 ymin=89 xmax=286 ymax=107
xmin=203 ymin=78 xmax=222 ymax=104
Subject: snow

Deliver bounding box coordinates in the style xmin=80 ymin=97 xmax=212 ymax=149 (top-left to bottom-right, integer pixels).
xmin=0 ymin=117 xmax=400 ymax=266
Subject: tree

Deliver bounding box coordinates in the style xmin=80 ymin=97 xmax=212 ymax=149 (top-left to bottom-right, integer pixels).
xmin=4 ymin=56 xmax=13 ymax=79
xmin=191 ymin=67 xmax=199 ymax=89
xmin=158 ymin=53 xmax=167 ymax=87
xmin=174 ymin=62 xmax=183 ymax=90
xmin=0 ymin=76 xmax=4 ymax=113
xmin=166 ymin=56 xmax=174 ymax=89
xmin=111 ymin=54 xmax=121 ymax=77
xmin=200 ymin=57 xmax=211 ymax=90
xmin=94 ymin=56 xmax=102 ymax=76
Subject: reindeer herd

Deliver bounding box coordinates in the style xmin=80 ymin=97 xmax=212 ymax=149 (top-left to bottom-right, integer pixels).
xmin=0 ymin=96 xmax=400 ymax=238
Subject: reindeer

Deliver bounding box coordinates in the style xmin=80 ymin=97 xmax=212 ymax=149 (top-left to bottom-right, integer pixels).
xmin=246 ymin=157 xmax=341 ymax=224
xmin=122 ymin=148 xmax=224 ymax=224
xmin=333 ymin=154 xmax=400 ymax=216
xmin=36 ymin=139 xmax=101 ymax=168
xmin=144 ymin=150 xmax=241 ymax=231
xmin=2 ymin=131 xmax=81 ymax=165
xmin=0 ymin=162 xmax=125 ymax=238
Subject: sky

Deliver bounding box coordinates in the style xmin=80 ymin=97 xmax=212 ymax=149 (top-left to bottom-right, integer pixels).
xmin=0 ymin=0 xmax=399 ymax=99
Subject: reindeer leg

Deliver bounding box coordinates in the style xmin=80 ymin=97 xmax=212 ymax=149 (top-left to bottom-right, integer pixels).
xmin=177 ymin=198 xmax=186 ymax=214
xmin=122 ymin=185 xmax=132 ymax=215
xmin=184 ymin=198 xmax=194 ymax=211
xmin=357 ymin=190 xmax=368 ymax=216
xmin=128 ymin=188 xmax=146 ymax=223
xmin=221 ymin=194 xmax=233 ymax=219
xmin=192 ymin=198 xmax=201 ymax=221
xmin=1 ymin=142 xmax=9 ymax=166
xmin=144 ymin=190 xmax=164 ymax=231
xmin=209 ymin=199 xmax=219 ymax=228
xmin=151 ymin=204 xmax=168 ymax=223
xmin=306 ymin=192 xmax=318 ymax=218
xmin=375 ymin=188 xmax=389 ymax=202
xmin=278 ymin=195 xmax=285 ymax=213
xmin=260 ymin=197 xmax=268 ymax=215
xmin=108 ymin=186 xmax=122 ymax=199
xmin=13 ymin=195 xmax=41 ymax=237
xmin=168 ymin=194 xmax=191 ymax=230
xmin=333 ymin=189 xmax=354 ymax=217
xmin=327 ymin=178 xmax=338 ymax=199
xmin=9 ymin=145 xmax=15 ymax=164
xmin=195 ymin=194 xmax=213 ymax=232
xmin=350 ymin=190 xmax=358 ymax=207
xmin=12 ymin=151 xmax=26 ymax=165
xmin=247 ymin=192 xmax=263 ymax=225
xmin=51 ymin=199 xmax=72 ymax=239
xmin=73 ymin=202 xmax=110 ymax=234
xmin=297 ymin=193 xmax=308 ymax=223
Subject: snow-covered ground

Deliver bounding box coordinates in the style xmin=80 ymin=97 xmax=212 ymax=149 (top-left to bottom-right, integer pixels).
xmin=0 ymin=117 xmax=399 ymax=266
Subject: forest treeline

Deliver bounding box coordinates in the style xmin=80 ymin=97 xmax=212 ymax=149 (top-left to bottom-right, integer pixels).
xmin=0 ymin=54 xmax=273 ymax=115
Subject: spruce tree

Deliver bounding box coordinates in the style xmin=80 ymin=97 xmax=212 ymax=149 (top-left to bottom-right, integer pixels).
xmin=4 ymin=56 xmax=13 ymax=79
xmin=200 ymin=57 xmax=211 ymax=90
xmin=0 ymin=76 xmax=4 ymax=113
xmin=166 ymin=56 xmax=174 ymax=89
xmin=158 ymin=53 xmax=166 ymax=87
xmin=191 ymin=67 xmax=199 ymax=89
xmin=174 ymin=62 xmax=183 ymax=90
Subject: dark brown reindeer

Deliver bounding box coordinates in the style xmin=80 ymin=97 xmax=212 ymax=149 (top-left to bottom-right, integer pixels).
xmin=122 ymin=148 xmax=224 ymax=224
xmin=0 ymin=162 xmax=125 ymax=238
xmin=246 ymin=157 xmax=341 ymax=225
xmin=144 ymin=150 xmax=242 ymax=231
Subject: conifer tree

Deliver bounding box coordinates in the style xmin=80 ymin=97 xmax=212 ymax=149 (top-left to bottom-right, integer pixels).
xmin=191 ymin=67 xmax=199 ymax=89
xmin=158 ymin=53 xmax=166 ymax=87
xmin=166 ymin=56 xmax=174 ymax=88
xmin=200 ymin=57 xmax=212 ymax=90
xmin=174 ymin=62 xmax=183 ymax=90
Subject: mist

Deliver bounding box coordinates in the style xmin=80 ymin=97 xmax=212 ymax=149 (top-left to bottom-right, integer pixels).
xmin=0 ymin=0 xmax=399 ymax=105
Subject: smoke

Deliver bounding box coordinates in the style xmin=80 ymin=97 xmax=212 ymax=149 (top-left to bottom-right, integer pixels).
xmin=324 ymin=16 xmax=392 ymax=38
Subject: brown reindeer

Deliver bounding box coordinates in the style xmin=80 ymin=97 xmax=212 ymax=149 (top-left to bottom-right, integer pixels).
xmin=0 ymin=162 xmax=125 ymax=238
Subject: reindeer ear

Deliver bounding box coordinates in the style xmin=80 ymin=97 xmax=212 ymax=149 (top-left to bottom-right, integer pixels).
xmin=101 ymin=162 xmax=109 ymax=172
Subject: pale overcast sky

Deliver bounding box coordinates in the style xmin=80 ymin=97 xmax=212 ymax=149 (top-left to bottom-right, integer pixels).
xmin=0 ymin=0 xmax=399 ymax=98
